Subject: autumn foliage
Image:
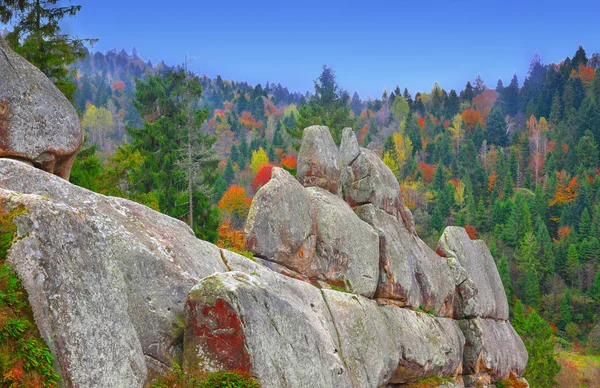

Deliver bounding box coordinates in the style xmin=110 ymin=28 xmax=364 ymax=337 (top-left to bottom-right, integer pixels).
xmin=471 ymin=89 xmax=499 ymax=118
xmin=461 ymin=109 xmax=484 ymax=131
xmin=550 ymin=172 xmax=578 ymax=206
xmin=418 ymin=162 xmax=436 ymax=183
xmin=218 ymin=185 xmax=252 ymax=219
xmin=217 ymin=221 xmax=246 ymax=252
xmin=281 ymin=154 xmax=297 ymax=170
xmin=252 ymin=165 xmax=273 ymax=191
xmin=465 ymin=224 xmax=477 ymax=240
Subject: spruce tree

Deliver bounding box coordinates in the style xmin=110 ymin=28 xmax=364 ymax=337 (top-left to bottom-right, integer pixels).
xmin=486 ymin=107 xmax=508 ymax=146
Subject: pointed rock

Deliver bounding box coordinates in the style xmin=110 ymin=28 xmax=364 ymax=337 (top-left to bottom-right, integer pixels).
xmin=298 ymin=125 xmax=341 ymax=194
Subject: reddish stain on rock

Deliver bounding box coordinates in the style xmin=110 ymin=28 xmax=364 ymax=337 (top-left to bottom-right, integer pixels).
xmin=187 ymin=298 xmax=252 ymax=373
xmin=435 ymin=247 xmax=447 ymax=257
xmin=0 ymin=100 xmax=10 ymax=150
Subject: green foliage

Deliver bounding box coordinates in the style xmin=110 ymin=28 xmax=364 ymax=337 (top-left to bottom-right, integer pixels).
xmin=0 ymin=0 xmax=96 ymax=100
xmin=513 ymin=307 xmax=561 ymax=387
xmin=148 ymin=362 xmax=259 ymax=388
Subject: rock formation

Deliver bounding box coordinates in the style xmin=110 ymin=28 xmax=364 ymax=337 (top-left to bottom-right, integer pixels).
xmin=0 ymin=38 xmax=83 ymax=179
xmin=1 ymin=47 xmax=528 ymax=387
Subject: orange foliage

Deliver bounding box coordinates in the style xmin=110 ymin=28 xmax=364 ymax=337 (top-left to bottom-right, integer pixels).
xmin=548 ymin=140 xmax=556 ymax=152
xmin=449 ymin=178 xmax=460 ymax=188
xmin=217 ymin=221 xmax=246 ymax=251
xmin=465 ymin=224 xmax=477 ymax=240
xmin=418 ymin=162 xmax=436 ymax=183
xmin=357 ymin=125 xmax=369 ymax=144
xmin=112 ymin=81 xmax=125 ymax=91
xmin=224 ymin=101 xmax=233 ymax=110
xmin=281 ymin=154 xmax=297 ymax=170
xmin=218 ymin=185 xmax=252 ymax=218
xmin=418 ymin=117 xmax=425 ymax=128
xmin=252 ymin=165 xmax=273 ymax=191
xmin=214 ymin=109 xmax=225 ymax=118
xmin=443 ymin=120 xmax=450 ymax=128
xmin=571 ymin=64 xmax=595 ymax=84
xmin=462 ymin=109 xmax=484 ymax=131
xmin=558 ymin=226 xmax=571 ymax=240
xmin=550 ymin=172 xmax=578 ymax=206
xmin=488 ymin=171 xmax=499 ymax=192
xmin=239 ymin=111 xmax=262 ymax=129
xmin=472 ymin=89 xmax=499 ymax=118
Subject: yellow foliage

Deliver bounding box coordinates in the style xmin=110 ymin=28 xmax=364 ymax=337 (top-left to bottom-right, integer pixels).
xmin=393 ymin=131 xmax=413 ymax=170
xmin=383 ymin=152 xmax=399 ymax=179
xmin=250 ymin=147 xmax=270 ymax=174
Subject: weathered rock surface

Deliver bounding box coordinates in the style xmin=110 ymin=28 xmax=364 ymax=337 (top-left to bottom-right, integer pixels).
xmin=183 ymin=265 xmax=351 ymax=388
xmin=459 ymin=318 xmax=528 ymax=383
xmin=339 ymin=128 xmax=416 ymax=234
xmin=321 ymin=290 xmax=464 ymax=386
xmin=354 ymin=204 xmax=454 ymax=316
xmin=308 ymin=187 xmax=379 ymax=297
xmin=298 ymin=125 xmax=341 ymax=194
xmin=0 ymin=38 xmax=83 ymax=179
xmin=438 ymin=227 xmax=509 ymax=320
xmin=244 ymin=167 xmax=316 ymax=273
xmin=0 ymin=159 xmax=227 ymax=387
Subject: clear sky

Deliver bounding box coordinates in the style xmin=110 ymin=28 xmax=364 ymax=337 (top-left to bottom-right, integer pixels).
xmin=17 ymin=0 xmax=600 ymax=98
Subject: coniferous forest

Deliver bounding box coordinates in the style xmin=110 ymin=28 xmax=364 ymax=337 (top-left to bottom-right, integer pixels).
xmin=2 ymin=1 xmax=600 ymax=386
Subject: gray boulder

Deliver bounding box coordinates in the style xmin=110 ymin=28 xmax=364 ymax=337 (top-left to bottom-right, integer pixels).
xmin=0 ymin=159 xmax=227 ymax=387
xmin=297 ymin=125 xmax=341 ymax=194
xmin=459 ymin=318 xmax=528 ymax=383
xmin=183 ymin=269 xmax=351 ymax=388
xmin=355 ymin=204 xmax=454 ymax=316
xmin=340 ymin=129 xmax=416 ymax=234
xmin=0 ymin=38 xmax=83 ymax=180
xmin=308 ymin=187 xmax=379 ymax=297
xmin=244 ymin=167 xmax=316 ymax=274
xmin=438 ymin=227 xmax=509 ymax=320
xmin=323 ymin=290 xmax=464 ymax=386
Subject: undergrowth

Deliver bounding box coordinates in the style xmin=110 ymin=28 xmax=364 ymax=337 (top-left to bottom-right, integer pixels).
xmin=402 ymin=375 xmax=453 ymax=387
xmin=0 ymin=199 xmax=61 ymax=387
xmin=147 ymin=362 xmax=259 ymax=388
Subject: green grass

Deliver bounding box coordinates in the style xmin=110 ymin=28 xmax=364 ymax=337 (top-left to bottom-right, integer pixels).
xmin=556 ymin=350 xmax=600 ymax=388
xmin=148 ymin=362 xmax=259 ymax=388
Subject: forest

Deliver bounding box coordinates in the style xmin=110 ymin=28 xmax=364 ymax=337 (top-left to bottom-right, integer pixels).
xmin=2 ymin=1 xmax=600 ymax=386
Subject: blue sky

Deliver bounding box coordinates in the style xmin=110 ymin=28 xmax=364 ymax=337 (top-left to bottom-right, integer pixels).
xmin=8 ymin=0 xmax=600 ymax=98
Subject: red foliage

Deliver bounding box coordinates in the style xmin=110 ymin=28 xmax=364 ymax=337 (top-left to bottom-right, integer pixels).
xmin=239 ymin=111 xmax=262 ymax=129
xmin=462 ymin=109 xmax=484 ymax=131
xmin=449 ymin=178 xmax=460 ymax=188
xmin=112 ymin=81 xmax=125 ymax=92
xmin=417 ymin=117 xmax=426 ymax=128
xmin=224 ymin=101 xmax=233 ymax=110
xmin=252 ymin=165 xmax=273 ymax=191
xmin=465 ymin=224 xmax=477 ymax=240
xmin=281 ymin=154 xmax=297 ymax=170
xmin=547 ymin=140 xmax=556 ymax=152
xmin=418 ymin=162 xmax=436 ymax=183
xmin=443 ymin=120 xmax=450 ymax=128
xmin=472 ymin=89 xmax=499 ymax=118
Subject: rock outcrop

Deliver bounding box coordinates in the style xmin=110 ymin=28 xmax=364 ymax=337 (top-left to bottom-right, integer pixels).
xmin=0 ymin=38 xmax=83 ymax=179
xmin=1 ymin=57 xmax=528 ymax=388
xmin=0 ymin=159 xmax=227 ymax=387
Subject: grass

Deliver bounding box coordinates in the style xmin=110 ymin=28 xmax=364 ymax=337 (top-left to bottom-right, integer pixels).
xmin=0 ymin=199 xmax=61 ymax=387
xmin=147 ymin=362 xmax=259 ymax=388
xmin=556 ymin=350 xmax=600 ymax=388
xmin=402 ymin=376 xmax=454 ymax=387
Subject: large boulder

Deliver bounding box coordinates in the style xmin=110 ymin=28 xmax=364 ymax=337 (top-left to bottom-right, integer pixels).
xmin=308 ymin=187 xmax=379 ymax=297
xmin=340 ymin=128 xmax=416 ymax=234
xmin=244 ymin=167 xmax=316 ymax=273
xmin=323 ymin=290 xmax=464 ymax=386
xmin=355 ymin=204 xmax=454 ymax=316
xmin=183 ymin=266 xmax=351 ymax=388
xmin=437 ymin=227 xmax=509 ymax=320
xmin=297 ymin=125 xmax=341 ymax=194
xmin=459 ymin=318 xmax=528 ymax=383
xmin=0 ymin=159 xmax=227 ymax=387
xmin=0 ymin=38 xmax=83 ymax=180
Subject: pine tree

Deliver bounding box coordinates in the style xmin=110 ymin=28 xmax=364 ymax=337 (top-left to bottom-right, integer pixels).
xmin=224 ymin=159 xmax=235 ymax=184
xmin=498 ymin=256 xmax=514 ymax=302
xmin=486 ymin=107 xmax=508 ymax=146
xmin=519 ymin=311 xmax=561 ymax=387
xmin=0 ymin=0 xmax=97 ymax=100
xmin=565 ymin=244 xmax=581 ymax=288
xmin=579 ymin=208 xmax=591 ymax=238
